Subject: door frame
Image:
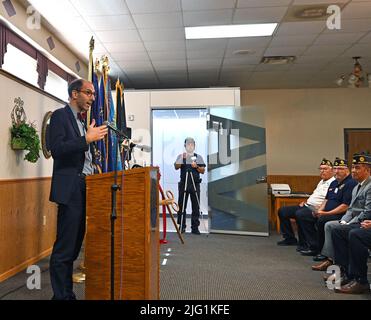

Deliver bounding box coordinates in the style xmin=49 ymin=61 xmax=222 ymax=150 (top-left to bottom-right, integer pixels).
xmin=344 ymin=128 xmax=371 ymax=160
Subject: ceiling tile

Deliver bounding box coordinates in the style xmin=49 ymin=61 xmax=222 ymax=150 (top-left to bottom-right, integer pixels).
xmin=117 ymin=58 xmax=153 ymax=68
xmin=254 ymin=63 xmax=291 ymax=71
xmin=96 ymin=29 xmax=141 ymax=42
xmin=187 ymin=58 xmax=222 ymax=69
xmin=182 ymin=0 xmax=236 ymax=11
xmin=359 ymin=32 xmax=371 ymax=44
xmin=275 ymin=21 xmax=326 ymax=36
xmin=227 ymin=37 xmax=272 ymax=50
xmin=221 ymin=64 xmax=256 ymax=72
xmin=144 ymin=40 xmax=186 ymax=51
xmin=303 ymin=44 xmax=350 ymax=56
xmin=149 ymin=50 xmax=186 ymax=60
xmin=264 ymin=46 xmax=307 ymax=56
xmin=71 ymin=0 xmax=129 ymax=16
xmin=139 ymin=28 xmax=185 ymax=41
xmin=233 ymin=6 xmax=289 ymax=24
xmin=183 ymin=9 xmax=234 ymax=26
xmin=110 ymin=51 xmax=149 ymax=61
xmin=237 ymin=0 xmax=291 ymax=7
xmin=152 ymin=59 xmax=187 ymax=68
xmin=225 ymin=47 xmax=265 ymax=58
xmin=342 ymin=2 xmax=371 ymax=19
xmin=314 ymin=32 xmax=365 ymax=45
xmin=133 ymin=12 xmax=183 ymax=29
xmin=84 ymin=15 xmax=135 ymax=31
xmin=125 ymin=0 xmax=181 ymax=13
xmin=323 ymin=19 xmax=371 ymax=34
xmin=342 ymin=44 xmax=371 ymax=58
xmin=154 ymin=65 xmax=187 ymax=73
xmin=270 ymin=34 xmax=317 ymax=47
xmin=293 ymin=0 xmax=346 ymax=3
xmin=186 ymin=39 xmax=228 ymax=51
xmin=223 ymin=56 xmax=261 ymax=66
xmin=156 ymin=72 xmax=187 ymax=80
xmin=288 ymin=63 xmax=328 ymax=71
xmin=103 ymin=42 xmax=146 ymax=53
xmin=187 ymin=49 xmax=225 ymax=59
xmin=294 ymin=55 xmax=333 ymax=64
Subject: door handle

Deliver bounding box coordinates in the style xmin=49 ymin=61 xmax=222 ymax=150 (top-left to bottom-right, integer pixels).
xmin=256 ymin=176 xmax=267 ymax=184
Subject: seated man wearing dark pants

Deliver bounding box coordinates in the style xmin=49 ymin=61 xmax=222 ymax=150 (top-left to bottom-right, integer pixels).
xmin=277 ymin=158 xmax=335 ymax=250
xmin=330 ymin=153 xmax=371 ymax=294
xmin=296 ymin=158 xmax=357 ymax=260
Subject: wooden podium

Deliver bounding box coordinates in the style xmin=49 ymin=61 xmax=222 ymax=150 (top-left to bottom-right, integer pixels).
xmin=84 ymin=167 xmax=159 ymax=300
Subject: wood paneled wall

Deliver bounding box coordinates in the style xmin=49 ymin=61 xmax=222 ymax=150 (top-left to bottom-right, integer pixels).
xmin=0 ymin=178 xmax=57 ymax=282
xmin=267 ymin=175 xmax=320 ymax=194
xmin=267 ymin=175 xmax=320 ymax=231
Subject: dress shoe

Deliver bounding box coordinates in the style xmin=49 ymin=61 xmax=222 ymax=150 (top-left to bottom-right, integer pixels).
xmin=313 ymin=254 xmax=327 ymax=262
xmin=191 ymin=228 xmax=201 ymax=235
xmin=300 ymin=249 xmax=318 ymax=256
xmin=296 ymin=245 xmax=308 ymax=252
xmin=277 ymin=238 xmax=297 ymax=246
xmin=334 ymin=281 xmax=370 ymax=294
xmin=324 ymin=272 xmax=351 ymax=287
xmin=312 ymin=259 xmax=332 ymax=271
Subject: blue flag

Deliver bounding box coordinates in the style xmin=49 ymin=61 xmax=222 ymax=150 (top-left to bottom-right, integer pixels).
xmin=106 ymin=78 xmax=122 ymax=172
xmin=91 ymin=70 xmax=107 ymax=173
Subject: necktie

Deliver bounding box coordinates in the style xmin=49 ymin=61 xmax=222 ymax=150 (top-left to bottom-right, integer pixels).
xmin=77 ymin=112 xmax=87 ymax=122
xmin=356 ymin=184 xmax=362 ymax=195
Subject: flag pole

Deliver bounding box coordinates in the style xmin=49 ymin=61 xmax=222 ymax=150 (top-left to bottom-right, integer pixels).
xmin=87 ymin=37 xmax=94 ymax=126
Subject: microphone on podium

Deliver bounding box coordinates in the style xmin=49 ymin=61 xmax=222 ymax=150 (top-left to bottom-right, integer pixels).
xmin=103 ymin=121 xmax=129 ymax=138
xmin=129 ymin=142 xmax=151 ymax=153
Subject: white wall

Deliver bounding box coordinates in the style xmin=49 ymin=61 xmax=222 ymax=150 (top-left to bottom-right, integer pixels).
xmin=0 ymin=2 xmax=87 ymax=78
xmin=123 ymin=88 xmax=241 ymax=166
xmin=242 ymin=88 xmax=371 ymax=175
xmin=0 ymin=73 xmax=64 ymax=179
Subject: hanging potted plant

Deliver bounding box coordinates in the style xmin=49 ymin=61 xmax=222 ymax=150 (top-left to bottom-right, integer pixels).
xmin=10 ymin=97 xmax=41 ymax=163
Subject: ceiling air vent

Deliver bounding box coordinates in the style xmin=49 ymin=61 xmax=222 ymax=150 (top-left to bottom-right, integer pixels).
xmin=283 ymin=3 xmax=346 ymax=22
xmin=233 ymin=49 xmax=256 ymax=56
xmin=261 ymin=56 xmax=296 ymax=65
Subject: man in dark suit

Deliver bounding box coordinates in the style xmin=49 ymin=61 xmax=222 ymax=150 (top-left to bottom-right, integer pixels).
xmin=49 ymin=79 xmax=108 ymax=300
xmin=327 ymin=153 xmax=371 ymax=294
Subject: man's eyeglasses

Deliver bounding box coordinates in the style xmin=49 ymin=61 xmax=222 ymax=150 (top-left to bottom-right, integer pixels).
xmin=76 ymin=89 xmax=96 ymax=98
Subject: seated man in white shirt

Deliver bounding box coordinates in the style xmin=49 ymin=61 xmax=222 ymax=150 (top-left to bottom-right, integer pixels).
xmin=277 ymin=158 xmax=335 ymax=252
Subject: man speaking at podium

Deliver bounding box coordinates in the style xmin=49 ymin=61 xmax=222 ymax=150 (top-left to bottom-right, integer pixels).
xmin=49 ymin=79 xmax=108 ymax=300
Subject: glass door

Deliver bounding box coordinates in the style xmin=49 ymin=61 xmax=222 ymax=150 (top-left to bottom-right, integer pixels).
xmin=207 ymin=106 xmax=268 ymax=236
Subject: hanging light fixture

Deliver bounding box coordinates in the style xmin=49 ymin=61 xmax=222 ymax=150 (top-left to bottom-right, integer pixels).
xmin=335 ymin=57 xmax=371 ymax=88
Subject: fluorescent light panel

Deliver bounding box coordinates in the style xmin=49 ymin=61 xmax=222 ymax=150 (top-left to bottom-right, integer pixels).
xmin=185 ymin=23 xmax=277 ymax=40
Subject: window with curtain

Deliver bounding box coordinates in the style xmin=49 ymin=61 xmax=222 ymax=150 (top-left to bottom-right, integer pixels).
xmin=2 ymin=44 xmax=38 ymax=87
xmin=44 ymin=69 xmax=68 ymax=102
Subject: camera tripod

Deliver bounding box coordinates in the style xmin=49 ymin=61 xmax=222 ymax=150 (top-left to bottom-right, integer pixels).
xmin=178 ymin=169 xmax=207 ymax=234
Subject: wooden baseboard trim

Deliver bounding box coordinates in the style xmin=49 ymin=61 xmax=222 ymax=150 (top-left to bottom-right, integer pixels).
xmin=0 ymin=248 xmax=53 ymax=283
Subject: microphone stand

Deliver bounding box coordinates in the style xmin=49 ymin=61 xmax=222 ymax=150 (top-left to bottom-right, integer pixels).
xmin=107 ymin=126 xmax=127 ymax=300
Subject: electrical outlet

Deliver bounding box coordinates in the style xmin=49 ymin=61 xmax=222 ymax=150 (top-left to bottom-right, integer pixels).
xmin=128 ymin=115 xmax=134 ymax=121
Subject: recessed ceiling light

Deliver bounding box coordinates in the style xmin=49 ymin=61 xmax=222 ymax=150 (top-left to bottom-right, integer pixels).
xmin=185 ymin=23 xmax=277 ymax=40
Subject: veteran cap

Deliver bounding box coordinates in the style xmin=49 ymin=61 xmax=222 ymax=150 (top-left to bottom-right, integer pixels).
xmin=320 ymin=158 xmax=333 ymax=167
xmin=333 ymin=157 xmax=348 ymax=167
xmin=352 ymin=153 xmax=371 ymax=165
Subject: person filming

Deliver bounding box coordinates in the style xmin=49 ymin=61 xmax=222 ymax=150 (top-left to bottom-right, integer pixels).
xmin=174 ymin=137 xmax=206 ymax=234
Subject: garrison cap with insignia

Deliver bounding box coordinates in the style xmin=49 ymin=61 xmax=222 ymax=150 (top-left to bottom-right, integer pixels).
xmin=334 ymin=157 xmax=348 ymax=167
xmin=352 ymin=153 xmax=371 ymax=165
xmin=320 ymin=158 xmax=333 ymax=166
